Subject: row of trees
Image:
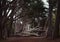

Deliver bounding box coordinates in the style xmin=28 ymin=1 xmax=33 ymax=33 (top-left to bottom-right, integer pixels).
xmin=0 ymin=0 xmax=21 ymax=39
xmin=0 ymin=0 xmax=60 ymax=39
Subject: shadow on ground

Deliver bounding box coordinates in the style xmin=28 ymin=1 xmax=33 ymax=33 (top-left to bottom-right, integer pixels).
xmin=0 ymin=37 xmax=60 ymax=42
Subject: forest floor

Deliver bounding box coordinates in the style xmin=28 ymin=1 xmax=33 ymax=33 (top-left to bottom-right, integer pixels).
xmin=0 ymin=37 xmax=60 ymax=42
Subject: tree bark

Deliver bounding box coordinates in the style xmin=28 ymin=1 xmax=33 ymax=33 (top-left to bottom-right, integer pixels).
xmin=47 ymin=0 xmax=53 ymax=39
xmin=53 ymin=0 xmax=60 ymax=38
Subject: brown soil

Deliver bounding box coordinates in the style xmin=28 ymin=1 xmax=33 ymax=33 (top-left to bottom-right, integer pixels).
xmin=0 ymin=37 xmax=60 ymax=42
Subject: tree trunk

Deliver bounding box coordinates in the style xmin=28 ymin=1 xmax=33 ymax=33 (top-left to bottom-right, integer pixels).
xmin=53 ymin=0 xmax=60 ymax=38
xmin=47 ymin=0 xmax=53 ymax=39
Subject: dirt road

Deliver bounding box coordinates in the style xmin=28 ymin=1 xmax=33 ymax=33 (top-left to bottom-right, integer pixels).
xmin=0 ymin=37 xmax=60 ymax=42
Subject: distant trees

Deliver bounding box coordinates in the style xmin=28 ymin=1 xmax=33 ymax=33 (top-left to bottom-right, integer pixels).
xmin=23 ymin=0 xmax=48 ymax=28
xmin=0 ymin=0 xmax=48 ymax=39
xmin=0 ymin=0 xmax=60 ymax=39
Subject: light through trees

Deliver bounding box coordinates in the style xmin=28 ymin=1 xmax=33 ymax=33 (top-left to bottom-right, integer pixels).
xmin=0 ymin=0 xmax=59 ymax=39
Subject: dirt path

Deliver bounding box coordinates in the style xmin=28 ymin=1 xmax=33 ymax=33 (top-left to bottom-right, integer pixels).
xmin=0 ymin=37 xmax=60 ymax=42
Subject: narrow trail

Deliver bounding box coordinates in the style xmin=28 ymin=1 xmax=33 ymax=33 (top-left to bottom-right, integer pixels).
xmin=0 ymin=37 xmax=60 ymax=42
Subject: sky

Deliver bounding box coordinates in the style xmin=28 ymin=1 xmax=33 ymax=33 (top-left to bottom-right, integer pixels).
xmin=8 ymin=0 xmax=13 ymax=2
xmin=42 ymin=0 xmax=49 ymax=8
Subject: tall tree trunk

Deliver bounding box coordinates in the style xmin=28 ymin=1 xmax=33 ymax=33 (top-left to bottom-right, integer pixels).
xmin=53 ymin=0 xmax=60 ymax=38
xmin=0 ymin=0 xmax=3 ymax=39
xmin=47 ymin=0 xmax=53 ymax=39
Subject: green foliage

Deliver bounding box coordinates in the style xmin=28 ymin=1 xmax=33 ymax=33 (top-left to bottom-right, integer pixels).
xmin=25 ymin=0 xmax=47 ymax=18
xmin=23 ymin=0 xmax=48 ymax=28
xmin=52 ymin=13 xmax=56 ymax=26
xmin=25 ymin=0 xmax=45 ymax=12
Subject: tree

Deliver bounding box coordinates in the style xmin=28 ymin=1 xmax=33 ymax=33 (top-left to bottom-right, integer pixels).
xmin=53 ymin=0 xmax=60 ymax=38
xmin=22 ymin=0 xmax=47 ymax=28
xmin=0 ymin=0 xmax=24 ymax=39
xmin=0 ymin=0 xmax=48 ymax=39
xmin=47 ymin=0 xmax=59 ymax=39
